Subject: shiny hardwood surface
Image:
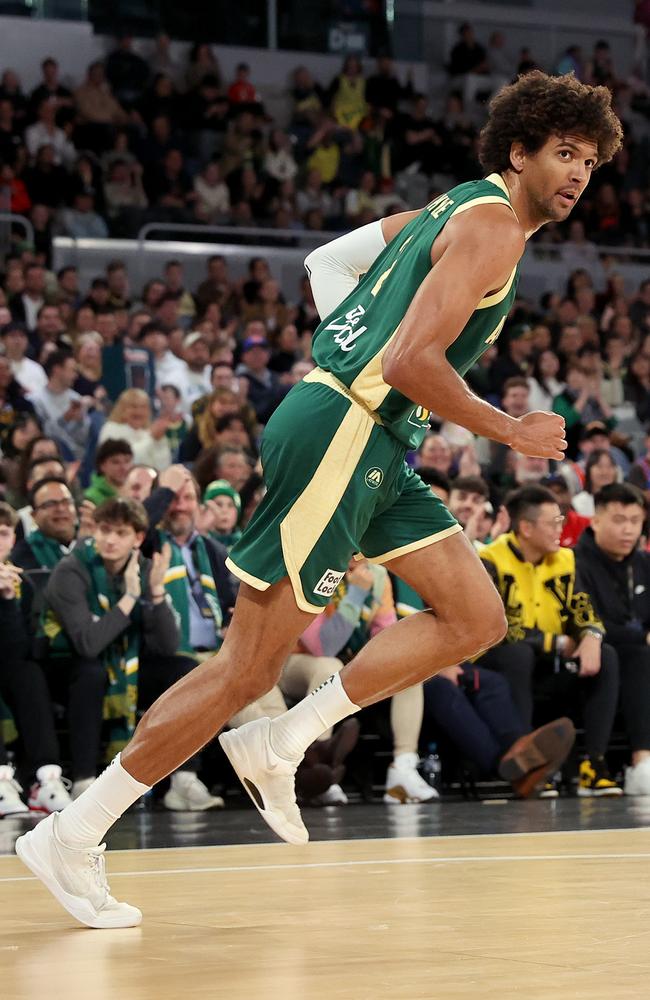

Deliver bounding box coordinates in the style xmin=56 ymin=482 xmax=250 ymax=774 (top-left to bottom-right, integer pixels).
xmin=1 ymin=827 xmax=649 ymax=999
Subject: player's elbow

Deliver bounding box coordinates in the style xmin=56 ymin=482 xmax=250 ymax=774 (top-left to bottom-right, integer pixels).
xmin=382 ymin=350 xmax=410 ymax=391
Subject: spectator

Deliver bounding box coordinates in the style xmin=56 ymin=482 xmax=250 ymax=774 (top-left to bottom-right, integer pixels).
xmin=235 ymin=331 xmax=288 ymax=421
xmin=201 ymin=478 xmax=242 ymax=549
xmin=30 ymin=303 xmax=65 ymax=359
xmin=227 ymin=62 xmax=259 ymax=108
xmin=121 ymin=463 xmax=157 ymax=503
xmin=0 ymin=502 xmax=68 ymax=816
xmin=575 ymin=483 xmax=650 ymax=794
xmin=74 ymin=61 xmax=128 ymax=153
xmin=572 ymin=449 xmax=620 ymax=516
xmin=25 ymin=101 xmax=76 ymax=167
xmin=29 ymin=57 xmax=72 ymax=116
xmin=448 ymin=22 xmax=488 ymax=78
xmin=0 ymin=354 xmax=34 ymax=434
xmin=11 ymin=453 xmax=67 ymax=537
xmin=541 ymin=473 xmax=591 ymax=548
xmin=148 ymin=34 xmax=183 ymax=90
xmin=138 ymin=320 xmax=186 ymax=389
xmin=624 ymin=350 xmax=650 ymax=424
xmin=105 ymin=34 xmax=149 ymax=110
xmin=479 ymin=485 xmax=622 ymax=796
xmin=1 ymin=321 xmax=46 ymax=395
xmin=179 ymin=332 xmax=212 ymax=410
xmin=193 ymin=161 xmax=230 ymax=223
xmin=44 ymin=498 xmax=175 ymax=786
xmin=185 ymin=43 xmax=223 ymax=93
xmin=366 ymin=54 xmax=413 ymax=118
xmin=527 ymin=349 xmax=564 ymax=412
xmin=144 ymin=147 xmax=193 ymax=216
xmin=197 ymin=445 xmax=252 ymax=496
xmin=0 ymin=99 xmax=23 ymax=166
xmin=28 ymin=350 xmax=90 ymax=461
xmin=328 ymin=55 xmax=367 ymax=130
xmin=489 ymin=324 xmax=534 ymax=396
xmin=0 ymin=163 xmax=31 ymax=215
xmin=416 ymin=433 xmax=453 ymax=476
xmin=185 ymin=76 xmax=229 ymax=162
xmin=151 ymin=475 xmax=237 ymax=808
xmin=11 ymin=475 xmax=77 ymax=640
xmin=103 ymin=159 xmax=147 ymax=230
xmin=178 ymin=387 xmax=241 ymax=462
xmin=263 ymin=129 xmax=298 ymax=184
xmin=73 ymin=332 xmax=104 ymax=399
xmin=84 ymin=438 xmax=134 ymax=506
xmin=98 ymin=389 xmax=172 ymax=471
xmin=552 ymin=362 xmax=615 ymax=457
xmin=9 ymin=263 xmax=46 ymax=331
xmin=59 ymin=191 xmax=109 ymax=239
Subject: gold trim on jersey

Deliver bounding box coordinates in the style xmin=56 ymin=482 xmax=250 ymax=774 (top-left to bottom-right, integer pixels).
xmin=450 ymin=194 xmax=514 ymax=220
xmin=363 ymin=523 xmax=463 ymax=565
xmin=349 ymin=324 xmax=401 ymax=411
xmin=279 ymin=403 xmax=375 ymax=613
xmin=303 ymin=367 xmax=384 ymax=424
xmin=225 ymin=557 xmax=271 ymax=592
xmin=476 ymin=266 xmax=518 ymax=309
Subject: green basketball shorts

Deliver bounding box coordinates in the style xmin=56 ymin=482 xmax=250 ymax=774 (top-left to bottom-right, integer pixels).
xmin=226 ymin=369 xmax=461 ymax=613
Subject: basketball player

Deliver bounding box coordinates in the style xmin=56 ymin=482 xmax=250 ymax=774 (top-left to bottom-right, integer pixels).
xmin=16 ymin=72 xmax=622 ymax=928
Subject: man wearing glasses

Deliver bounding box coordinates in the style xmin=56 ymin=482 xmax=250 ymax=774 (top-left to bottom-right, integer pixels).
xmin=478 ymin=484 xmax=622 ymax=797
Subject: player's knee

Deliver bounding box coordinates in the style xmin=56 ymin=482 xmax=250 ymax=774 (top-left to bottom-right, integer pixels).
xmin=461 ymin=593 xmax=507 ymax=656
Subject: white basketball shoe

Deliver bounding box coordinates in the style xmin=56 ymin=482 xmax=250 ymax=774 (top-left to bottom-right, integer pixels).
xmin=15 ymin=813 xmax=142 ymax=929
xmin=219 ymin=717 xmax=308 ymax=845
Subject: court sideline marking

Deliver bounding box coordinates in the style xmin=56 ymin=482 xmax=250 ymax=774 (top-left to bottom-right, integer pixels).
xmin=2 ymin=849 xmax=650 ymax=884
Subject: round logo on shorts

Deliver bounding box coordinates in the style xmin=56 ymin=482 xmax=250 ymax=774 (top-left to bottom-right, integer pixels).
xmin=364 ymin=467 xmax=384 ymax=489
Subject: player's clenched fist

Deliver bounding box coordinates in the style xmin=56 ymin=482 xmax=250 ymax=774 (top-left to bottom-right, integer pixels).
xmin=509 ymin=411 xmax=567 ymax=460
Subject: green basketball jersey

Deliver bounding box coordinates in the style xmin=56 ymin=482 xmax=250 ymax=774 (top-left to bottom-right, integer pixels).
xmin=311 ymin=173 xmax=520 ymax=449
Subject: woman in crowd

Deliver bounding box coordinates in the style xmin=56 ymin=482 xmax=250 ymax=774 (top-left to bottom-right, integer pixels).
xmin=98 ymin=388 xmax=171 ymax=470
xmin=573 ymin=448 xmax=620 ymax=516
xmin=178 ymin=387 xmax=241 ymax=462
xmin=527 ymin=349 xmax=564 ymax=412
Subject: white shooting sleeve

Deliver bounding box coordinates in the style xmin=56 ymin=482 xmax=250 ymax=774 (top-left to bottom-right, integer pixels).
xmin=303 ymin=220 xmax=387 ymax=318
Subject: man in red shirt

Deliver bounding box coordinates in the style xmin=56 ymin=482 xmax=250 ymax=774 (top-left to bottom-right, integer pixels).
xmin=542 ymin=474 xmax=590 ymax=547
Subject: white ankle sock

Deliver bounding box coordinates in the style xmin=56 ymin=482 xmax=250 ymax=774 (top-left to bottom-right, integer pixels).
xmin=56 ymin=754 xmax=151 ymax=849
xmin=269 ymin=674 xmax=360 ymax=762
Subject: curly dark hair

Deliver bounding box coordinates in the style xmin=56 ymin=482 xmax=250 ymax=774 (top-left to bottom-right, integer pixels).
xmin=479 ymin=71 xmax=623 ymax=174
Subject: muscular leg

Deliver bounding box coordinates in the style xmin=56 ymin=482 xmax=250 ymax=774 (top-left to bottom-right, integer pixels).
xmin=121 ymin=580 xmax=312 ymax=786
xmin=269 ymin=532 xmax=507 ymax=761
xmin=341 ymin=532 xmax=506 ymax=705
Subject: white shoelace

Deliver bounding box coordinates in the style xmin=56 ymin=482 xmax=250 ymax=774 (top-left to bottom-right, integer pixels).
xmin=86 ymin=849 xmax=111 ymax=904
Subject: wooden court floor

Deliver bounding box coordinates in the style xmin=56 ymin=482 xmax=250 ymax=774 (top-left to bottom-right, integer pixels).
xmin=1 ymin=827 xmax=649 ymax=1000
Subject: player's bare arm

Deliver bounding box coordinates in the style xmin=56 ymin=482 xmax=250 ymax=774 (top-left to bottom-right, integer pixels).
xmin=382 ymin=205 xmax=566 ymax=460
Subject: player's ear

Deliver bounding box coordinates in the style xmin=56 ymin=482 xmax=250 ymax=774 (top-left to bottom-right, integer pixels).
xmin=509 ymin=141 xmax=526 ymax=174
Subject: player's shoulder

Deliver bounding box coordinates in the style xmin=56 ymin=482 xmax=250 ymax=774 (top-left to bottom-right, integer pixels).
xmin=449 ymin=201 xmax=524 ymax=260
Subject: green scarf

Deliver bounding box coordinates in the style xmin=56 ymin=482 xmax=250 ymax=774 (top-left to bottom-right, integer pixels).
xmin=209 ymin=528 xmax=242 ymax=552
xmin=161 ymin=531 xmax=222 ymax=656
xmin=75 ymin=539 xmax=141 ymax=760
xmin=27 ymin=529 xmax=71 ymax=568
xmin=41 ymin=538 xmax=141 ymax=760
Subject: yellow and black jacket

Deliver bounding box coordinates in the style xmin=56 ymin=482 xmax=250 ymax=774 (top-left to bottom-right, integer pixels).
xmin=480 ymin=532 xmax=604 ymax=654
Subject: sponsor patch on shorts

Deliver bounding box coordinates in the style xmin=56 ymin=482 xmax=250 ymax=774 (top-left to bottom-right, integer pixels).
xmin=313 ymin=568 xmax=345 ymax=598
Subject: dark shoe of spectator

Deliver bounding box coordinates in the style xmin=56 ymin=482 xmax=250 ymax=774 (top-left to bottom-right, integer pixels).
xmin=578 ymin=757 xmax=623 ymax=797
xmin=538 ymin=772 xmax=561 ymax=799
xmin=163 ymin=770 xmax=224 ymax=810
xmin=498 ymin=718 xmax=576 ymax=799
xmin=309 ymin=718 xmax=360 ymax=770
xmin=0 ymin=764 xmax=29 ymax=816
xmin=295 ymin=754 xmax=335 ymax=802
xmin=28 ymin=765 xmax=73 ymax=814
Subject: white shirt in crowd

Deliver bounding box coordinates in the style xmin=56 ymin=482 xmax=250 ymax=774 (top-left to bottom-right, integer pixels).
xmin=98 ymin=421 xmax=172 ymax=471
xmin=10 ymin=356 xmax=47 ymax=394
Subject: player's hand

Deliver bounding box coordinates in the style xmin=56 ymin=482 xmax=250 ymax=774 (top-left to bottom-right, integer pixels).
xmin=508 ymin=411 xmax=567 ymax=460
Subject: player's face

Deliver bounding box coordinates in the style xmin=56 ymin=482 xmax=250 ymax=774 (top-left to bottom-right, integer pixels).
xmin=524 ymin=134 xmax=598 ymax=223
